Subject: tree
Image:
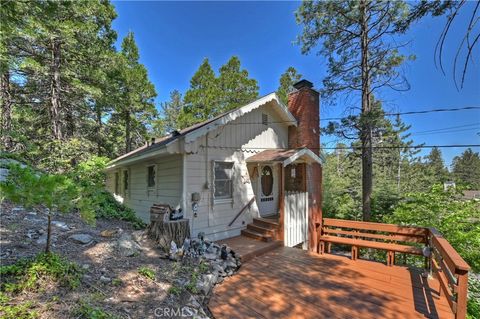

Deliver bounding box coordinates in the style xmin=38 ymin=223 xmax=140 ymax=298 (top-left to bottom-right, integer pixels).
xmin=399 ymin=1 xmax=480 ymax=89
xmin=452 ymin=148 xmax=480 ymax=189
xmin=296 ymin=0 xmax=414 ymax=220
xmin=217 ymin=56 xmax=258 ymax=112
xmin=113 ymin=32 xmax=157 ymax=154
xmin=277 ymin=67 xmax=302 ymax=105
xmin=425 ymin=147 xmax=449 ymax=184
xmin=178 ymin=58 xmax=219 ymax=129
xmin=160 ymin=90 xmax=183 ymax=133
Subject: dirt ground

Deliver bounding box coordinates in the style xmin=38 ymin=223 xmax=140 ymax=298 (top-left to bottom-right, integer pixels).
xmin=0 ymin=201 xmax=210 ymax=319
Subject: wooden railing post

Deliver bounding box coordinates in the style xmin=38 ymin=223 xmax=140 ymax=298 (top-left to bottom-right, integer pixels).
xmin=455 ymin=270 xmax=469 ymax=319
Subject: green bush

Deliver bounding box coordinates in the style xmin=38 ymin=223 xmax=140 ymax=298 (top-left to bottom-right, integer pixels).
xmin=73 ymin=301 xmax=117 ymax=319
xmin=468 ymin=275 xmax=480 ymax=319
xmin=95 ymin=190 xmax=145 ymax=229
xmin=0 ymin=292 xmax=38 ymax=319
xmin=0 ymin=253 xmax=81 ymax=293
xmin=138 ymin=267 xmax=155 ymax=280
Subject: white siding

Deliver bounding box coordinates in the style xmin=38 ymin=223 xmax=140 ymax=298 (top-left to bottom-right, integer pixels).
xmin=106 ymin=154 xmax=183 ymax=222
xmin=184 ymin=104 xmax=289 ymax=240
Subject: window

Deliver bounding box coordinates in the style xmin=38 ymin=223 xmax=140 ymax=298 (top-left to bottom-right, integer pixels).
xmin=214 ymin=162 xmax=234 ymax=200
xmin=114 ymin=172 xmax=120 ymax=194
xmin=123 ymin=170 xmax=129 ymax=193
xmin=147 ymin=165 xmax=156 ymax=188
xmin=262 ymin=113 xmax=268 ymax=126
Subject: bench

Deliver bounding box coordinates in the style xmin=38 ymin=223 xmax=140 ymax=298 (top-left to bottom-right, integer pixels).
xmin=318 ymin=218 xmax=428 ymax=266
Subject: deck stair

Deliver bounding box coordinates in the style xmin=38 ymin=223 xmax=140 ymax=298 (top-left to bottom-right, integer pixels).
xmin=241 ymin=217 xmax=279 ymax=242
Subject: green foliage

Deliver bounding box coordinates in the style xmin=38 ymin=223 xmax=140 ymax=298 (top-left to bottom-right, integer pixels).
xmin=452 ymin=148 xmax=480 ymax=189
xmin=468 ymin=275 xmax=480 ymax=319
xmin=73 ymin=301 xmax=117 ymax=319
xmin=160 ymin=90 xmax=183 ymax=134
xmin=137 ymin=267 xmax=155 ymax=280
xmin=277 ymin=66 xmax=302 ymax=105
xmin=0 ymin=253 xmax=81 ymax=293
xmin=168 ymin=285 xmax=182 ymax=296
xmin=385 ymin=185 xmax=480 ymax=272
xmin=95 ymin=190 xmax=145 ymax=229
xmin=0 ymin=293 xmax=38 ymax=319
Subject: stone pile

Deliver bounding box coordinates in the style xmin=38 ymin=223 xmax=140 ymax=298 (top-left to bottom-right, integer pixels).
xmin=169 ymin=233 xmax=242 ymax=298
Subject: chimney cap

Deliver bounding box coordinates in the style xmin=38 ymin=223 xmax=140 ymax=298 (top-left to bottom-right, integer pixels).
xmin=293 ymin=79 xmax=313 ymax=90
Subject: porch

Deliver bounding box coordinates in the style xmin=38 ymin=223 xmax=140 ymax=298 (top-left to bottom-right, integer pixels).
xmin=210 ymin=218 xmax=470 ymax=319
xmin=209 ymin=247 xmax=455 ymax=319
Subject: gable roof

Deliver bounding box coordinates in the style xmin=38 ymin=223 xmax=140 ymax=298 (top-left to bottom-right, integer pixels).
xmin=107 ymin=92 xmax=297 ymax=168
xmin=246 ymin=148 xmax=324 ymax=166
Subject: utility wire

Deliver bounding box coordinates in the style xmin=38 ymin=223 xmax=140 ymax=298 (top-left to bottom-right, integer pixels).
xmin=198 ymin=144 xmax=480 ymax=151
xmin=210 ymin=106 xmax=480 ymax=125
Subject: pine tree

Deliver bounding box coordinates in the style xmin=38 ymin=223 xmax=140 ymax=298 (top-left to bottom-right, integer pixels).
xmin=112 ymin=32 xmax=157 ymax=154
xmin=178 ymin=58 xmax=219 ymax=129
xmin=296 ymin=0 xmax=414 ymax=220
xmin=160 ymin=90 xmax=183 ymax=133
xmin=277 ymin=67 xmax=302 ymax=105
xmin=425 ymin=147 xmax=449 ymax=184
xmin=452 ymin=148 xmax=480 ymax=189
xmin=217 ymin=56 xmax=258 ymax=112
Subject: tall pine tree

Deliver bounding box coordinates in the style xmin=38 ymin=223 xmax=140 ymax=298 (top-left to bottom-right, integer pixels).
xmin=277 ymin=67 xmax=302 ymax=105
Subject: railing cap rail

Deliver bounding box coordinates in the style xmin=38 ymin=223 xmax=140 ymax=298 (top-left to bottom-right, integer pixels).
xmin=429 ymin=227 xmax=470 ymax=272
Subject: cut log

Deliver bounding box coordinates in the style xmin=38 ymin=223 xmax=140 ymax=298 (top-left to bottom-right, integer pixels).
xmin=146 ymin=219 xmax=190 ymax=252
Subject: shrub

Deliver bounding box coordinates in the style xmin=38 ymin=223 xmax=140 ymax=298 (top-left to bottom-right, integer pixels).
xmin=73 ymin=301 xmax=117 ymax=319
xmin=138 ymin=267 xmax=155 ymax=280
xmin=0 ymin=292 xmax=38 ymax=319
xmin=0 ymin=253 xmax=81 ymax=293
xmin=95 ymin=190 xmax=145 ymax=229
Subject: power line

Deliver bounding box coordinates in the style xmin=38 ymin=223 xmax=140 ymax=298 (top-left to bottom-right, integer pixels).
xmin=198 ymin=144 xmax=480 ymax=152
xmin=215 ymin=106 xmax=480 ymax=125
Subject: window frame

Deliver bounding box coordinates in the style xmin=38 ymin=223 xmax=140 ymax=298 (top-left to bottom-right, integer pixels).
xmin=123 ymin=169 xmax=129 ymax=197
xmin=114 ymin=171 xmax=120 ymax=194
xmin=213 ymin=161 xmax=234 ymax=203
xmin=146 ymin=165 xmax=156 ymax=189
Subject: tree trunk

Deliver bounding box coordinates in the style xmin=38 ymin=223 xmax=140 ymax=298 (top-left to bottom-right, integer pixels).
xmin=125 ymin=110 xmax=131 ymax=154
xmin=360 ymin=0 xmax=372 ymax=221
xmin=45 ymin=213 xmax=52 ymax=254
xmin=96 ymin=106 xmax=103 ymax=156
xmin=0 ymin=70 xmax=13 ymax=151
xmin=50 ymin=38 xmax=63 ymax=140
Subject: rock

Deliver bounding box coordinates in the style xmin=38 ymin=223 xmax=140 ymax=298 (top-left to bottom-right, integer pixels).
xmin=81 ymin=264 xmax=91 ymax=271
xmin=117 ymin=233 xmax=141 ymax=257
xmin=196 ymin=273 xmax=218 ymax=295
xmin=11 ymin=206 xmax=24 ymax=214
xmin=204 ymin=253 xmax=218 ymax=261
xmin=35 ymin=234 xmax=47 ymax=245
xmin=0 ymin=168 xmax=9 ymax=182
xmin=100 ymin=229 xmax=117 ymax=237
xmin=69 ymin=234 xmax=93 ymax=244
xmin=52 ymin=221 xmax=69 ymax=231
xmin=100 ymin=275 xmax=111 ymax=283
xmin=23 ymin=214 xmax=46 ymax=223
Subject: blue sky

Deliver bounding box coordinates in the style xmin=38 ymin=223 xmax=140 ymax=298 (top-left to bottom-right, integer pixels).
xmin=112 ymin=1 xmax=480 ymax=167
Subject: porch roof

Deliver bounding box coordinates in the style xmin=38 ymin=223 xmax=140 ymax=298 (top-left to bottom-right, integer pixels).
xmin=246 ymin=148 xmax=324 ymax=166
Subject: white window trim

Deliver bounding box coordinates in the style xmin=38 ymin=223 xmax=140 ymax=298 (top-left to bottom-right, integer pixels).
xmin=212 ymin=161 xmax=235 ymax=204
xmin=123 ymin=168 xmax=130 ymax=198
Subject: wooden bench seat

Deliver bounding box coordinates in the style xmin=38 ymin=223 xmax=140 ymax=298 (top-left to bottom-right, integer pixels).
xmin=320 ymin=235 xmax=423 ymax=255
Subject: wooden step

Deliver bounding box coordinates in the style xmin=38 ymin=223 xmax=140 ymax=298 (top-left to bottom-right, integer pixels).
xmin=253 ymin=217 xmax=279 ymax=229
xmin=241 ymin=229 xmax=273 ymax=242
xmin=247 ymin=223 xmax=276 ymax=237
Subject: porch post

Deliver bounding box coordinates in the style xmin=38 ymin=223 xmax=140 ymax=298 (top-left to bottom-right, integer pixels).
xmin=277 ymin=163 xmax=285 ymax=242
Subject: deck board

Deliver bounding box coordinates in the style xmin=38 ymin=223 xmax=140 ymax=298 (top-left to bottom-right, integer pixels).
xmin=209 ymin=247 xmax=454 ymax=319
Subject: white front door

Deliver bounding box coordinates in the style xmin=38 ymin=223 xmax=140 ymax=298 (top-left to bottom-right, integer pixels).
xmin=257 ymin=165 xmax=279 ymax=217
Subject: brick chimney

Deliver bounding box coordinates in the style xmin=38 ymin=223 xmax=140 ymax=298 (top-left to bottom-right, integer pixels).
xmin=287 ymin=79 xmax=320 ymax=154
xmin=287 ymin=79 xmax=322 ymax=252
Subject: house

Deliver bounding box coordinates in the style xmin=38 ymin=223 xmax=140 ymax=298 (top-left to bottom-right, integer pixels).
xmin=105 ymin=79 xmax=324 ymax=251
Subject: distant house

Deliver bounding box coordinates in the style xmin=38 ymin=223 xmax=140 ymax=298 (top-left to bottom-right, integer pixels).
xmin=105 ymin=80 xmax=324 ymax=249
xmin=462 ymin=190 xmax=480 ymax=200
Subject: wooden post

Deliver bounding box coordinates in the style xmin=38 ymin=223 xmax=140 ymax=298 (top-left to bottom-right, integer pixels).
xmin=277 ymin=163 xmax=285 ymax=242
xmin=455 ymin=270 xmax=469 ymax=319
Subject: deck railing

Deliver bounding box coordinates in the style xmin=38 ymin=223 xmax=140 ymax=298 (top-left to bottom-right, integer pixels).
xmin=317 ymin=218 xmax=470 ymax=319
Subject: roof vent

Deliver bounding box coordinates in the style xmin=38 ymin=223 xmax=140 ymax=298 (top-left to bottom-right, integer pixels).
xmin=293 ymin=79 xmax=313 ymax=90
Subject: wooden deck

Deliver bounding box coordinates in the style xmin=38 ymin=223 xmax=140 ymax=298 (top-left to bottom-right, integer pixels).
xmin=209 ymin=247 xmax=454 ymax=319
xmin=218 ymin=235 xmax=283 ymax=262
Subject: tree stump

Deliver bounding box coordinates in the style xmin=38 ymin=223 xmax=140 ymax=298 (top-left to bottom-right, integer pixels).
xmin=146 ymin=219 xmax=190 ymax=252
